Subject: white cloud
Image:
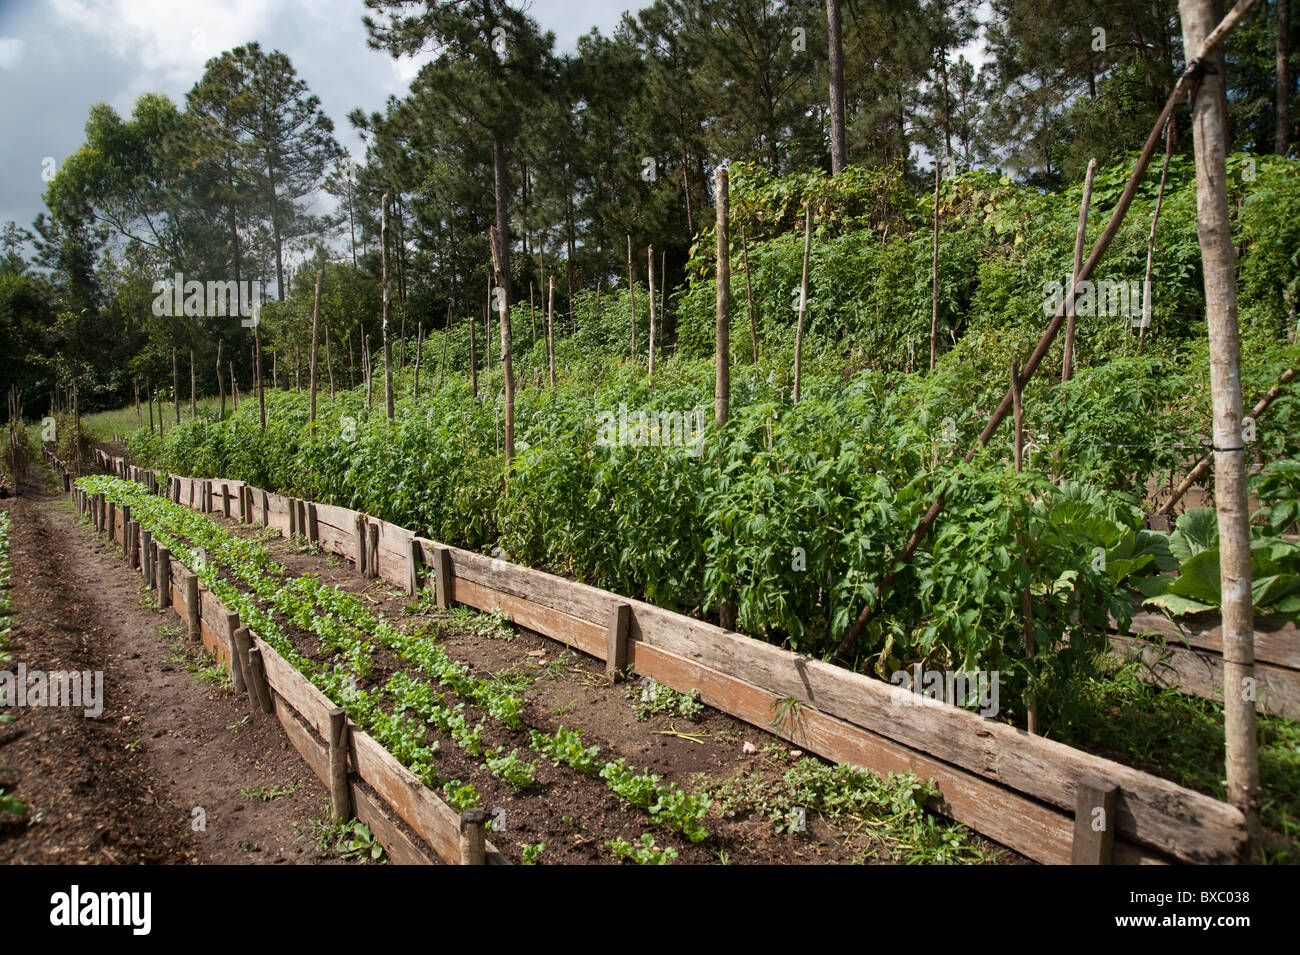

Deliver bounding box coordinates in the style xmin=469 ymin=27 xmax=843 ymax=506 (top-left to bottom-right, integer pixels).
xmin=0 ymin=37 xmax=25 ymax=69
xmin=49 ymin=0 xmax=276 ymax=86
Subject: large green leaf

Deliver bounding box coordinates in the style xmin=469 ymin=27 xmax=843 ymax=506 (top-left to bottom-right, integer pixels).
xmin=1165 ymin=548 xmax=1222 ymax=602
xmin=1169 ymin=508 xmax=1218 ymax=562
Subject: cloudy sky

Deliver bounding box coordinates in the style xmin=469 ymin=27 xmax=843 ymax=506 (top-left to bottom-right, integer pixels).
xmin=0 ymin=0 xmax=637 ymax=234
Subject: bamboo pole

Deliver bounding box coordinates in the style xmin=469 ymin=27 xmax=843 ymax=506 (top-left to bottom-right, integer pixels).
xmin=627 ymin=234 xmax=637 ymax=360
xmin=469 ymin=306 xmax=478 ymax=397
xmin=547 ymin=276 xmax=556 ymax=388
xmin=172 ymin=347 xmax=180 ymax=424
xmin=930 ymin=164 xmax=941 ymax=371
xmin=742 ymin=226 xmax=758 ymax=363
xmin=829 ymin=0 xmax=1261 ymax=664
xmin=1011 ymin=360 xmax=1037 ymax=735
xmin=309 ymin=268 xmax=322 ymax=427
xmin=715 ymin=165 xmax=734 ymax=632
xmin=647 ymin=244 xmax=657 ymax=378
xmin=793 ymin=202 xmax=812 ymax=403
xmin=1062 ymin=158 xmax=1098 ymax=381
xmin=189 ymin=348 xmax=196 ymax=418
xmin=216 ymin=339 xmax=225 ymax=418
xmin=1139 ymin=124 xmax=1174 ymax=353
xmin=490 ymin=225 xmax=515 ymax=461
xmin=325 ymin=323 xmax=334 ymax=398
xmin=381 ymin=192 xmax=394 ymax=421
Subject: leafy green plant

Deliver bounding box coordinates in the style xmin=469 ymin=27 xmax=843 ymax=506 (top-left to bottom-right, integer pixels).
xmin=606 ymin=833 xmax=678 ymax=865
xmin=520 ymin=842 xmax=546 ymax=865
xmin=485 ymin=750 xmax=536 ymax=790
xmin=0 ymin=786 xmax=27 ymax=820
xmin=630 ymin=680 xmax=703 ymax=722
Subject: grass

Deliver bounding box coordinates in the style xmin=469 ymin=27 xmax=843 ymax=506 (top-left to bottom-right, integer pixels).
xmin=79 ymin=396 xmax=224 ymax=444
xmin=239 ymin=782 xmax=301 ymax=802
xmin=693 ymin=745 xmax=993 ymax=864
xmin=1046 ymin=655 xmax=1300 ymax=862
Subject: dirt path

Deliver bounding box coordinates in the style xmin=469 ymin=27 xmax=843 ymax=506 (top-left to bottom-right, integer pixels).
xmin=0 ymin=464 xmax=345 ymax=864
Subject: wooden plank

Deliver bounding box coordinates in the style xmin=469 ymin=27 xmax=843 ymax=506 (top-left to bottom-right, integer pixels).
xmin=348 ymin=728 xmax=509 ymax=865
xmin=1120 ymin=610 xmax=1300 ymax=671
xmin=274 ymin=695 xmax=435 ymax=865
xmin=451 ymin=577 xmax=605 ymax=657
xmin=435 ymin=541 xmax=1244 ymax=862
xmin=625 ymin=634 xmax=1163 ymax=864
xmin=1108 ymin=634 xmax=1300 ymax=721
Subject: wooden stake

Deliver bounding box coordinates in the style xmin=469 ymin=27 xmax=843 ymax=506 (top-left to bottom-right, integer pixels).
xmin=329 ymin=707 xmax=352 ymax=822
xmin=546 ymin=277 xmax=556 ymax=388
xmin=647 ymin=244 xmax=657 ymax=378
xmin=930 ymin=164 xmax=941 ymax=371
xmin=156 ymin=547 xmax=171 ymax=610
xmin=458 ymin=809 xmax=488 ymax=865
xmin=381 ymin=193 xmax=394 ymax=421
xmin=1071 ymin=775 xmax=1118 ymax=864
xmin=433 ymin=545 xmax=453 ymax=610
xmin=1139 ymin=126 xmax=1173 ymax=353
xmin=794 ymin=202 xmax=812 ymax=403
xmin=309 ymin=268 xmax=322 ymax=426
xmin=490 ymin=225 xmax=515 ymax=461
xmin=406 ymin=537 xmax=422 ymax=597
xmin=1062 ymin=158 xmax=1098 ymax=381
xmin=605 ymin=602 xmax=631 ymax=682
xmin=741 ymin=226 xmax=758 ymax=363
xmin=246 ymin=647 xmax=274 ymax=715
xmin=186 ymin=573 xmax=200 ymax=641
xmin=627 ymin=234 xmax=637 ymax=359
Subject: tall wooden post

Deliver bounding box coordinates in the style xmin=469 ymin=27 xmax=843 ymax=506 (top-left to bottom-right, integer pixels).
xmin=647 ymin=244 xmax=657 ymax=378
xmin=309 ymin=268 xmax=323 ymax=427
xmin=489 ymin=225 xmax=515 ymax=461
xmin=715 ymin=166 xmax=731 ymax=427
xmin=1180 ymin=0 xmax=1261 ymax=855
xmin=1063 ymin=158 xmax=1098 ymax=381
xmin=794 ymin=202 xmax=812 ymax=403
xmin=381 ymin=193 xmax=394 ymax=421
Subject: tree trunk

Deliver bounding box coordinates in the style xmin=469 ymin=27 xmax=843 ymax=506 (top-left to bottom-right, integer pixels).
xmin=381 ymin=192 xmax=394 ymax=421
xmin=827 ymin=0 xmax=848 ymax=174
xmin=1278 ymin=0 xmax=1291 ymax=154
xmin=309 ymin=268 xmax=322 ymax=426
xmin=1180 ymin=0 xmax=1261 ymax=855
xmin=490 ymin=226 xmax=515 ymax=462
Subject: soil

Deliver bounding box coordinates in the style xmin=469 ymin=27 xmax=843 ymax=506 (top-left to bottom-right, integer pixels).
xmin=0 ymin=462 xmax=353 ymax=865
